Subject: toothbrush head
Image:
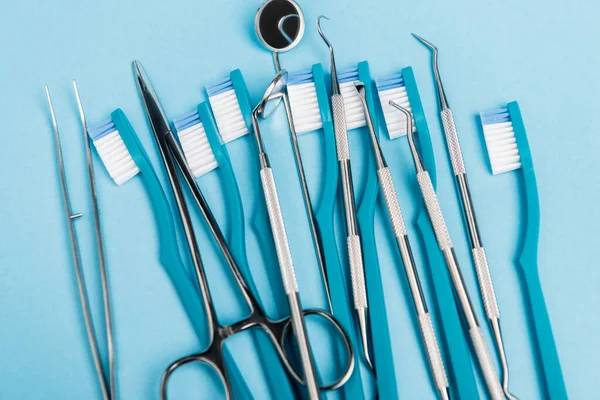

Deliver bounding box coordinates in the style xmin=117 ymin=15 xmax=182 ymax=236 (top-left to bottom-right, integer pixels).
xmin=480 ymin=107 xmax=522 ymax=175
xmin=173 ymin=111 xmax=218 ymax=178
xmin=375 ymin=73 xmax=415 ymax=139
xmin=287 ymin=69 xmax=323 ymax=134
xmin=87 ymin=119 xmax=140 ymax=185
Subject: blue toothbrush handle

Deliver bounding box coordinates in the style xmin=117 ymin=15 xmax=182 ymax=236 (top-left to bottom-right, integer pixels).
xmin=519 ymin=262 xmax=568 ymax=400
xmin=355 ymin=61 xmax=399 ymax=399
xmin=416 ymin=211 xmax=480 ymax=400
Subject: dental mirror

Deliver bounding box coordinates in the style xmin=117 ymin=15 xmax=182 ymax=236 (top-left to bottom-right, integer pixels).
xmin=255 ymin=0 xmax=305 ymax=69
xmin=254 ymin=70 xmax=288 ymax=119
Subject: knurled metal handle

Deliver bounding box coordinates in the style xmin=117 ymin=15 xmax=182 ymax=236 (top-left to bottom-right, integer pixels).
xmin=332 ymin=94 xmax=350 ymax=161
xmin=472 ymin=247 xmax=500 ymax=319
xmin=440 ymin=109 xmax=466 ymax=176
xmin=260 ymin=167 xmax=299 ymax=295
xmin=378 ymin=167 xmax=407 ymax=238
xmin=419 ymin=313 xmax=449 ymax=393
xmin=347 ymin=234 xmax=367 ymax=309
xmin=417 ymin=171 xmax=452 ymax=251
xmin=470 ymin=326 xmax=504 ymax=400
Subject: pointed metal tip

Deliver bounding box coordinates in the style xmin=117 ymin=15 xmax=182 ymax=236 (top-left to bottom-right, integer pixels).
xmin=412 ymin=33 xmax=437 ymax=52
xmin=317 ymin=15 xmax=329 ymax=24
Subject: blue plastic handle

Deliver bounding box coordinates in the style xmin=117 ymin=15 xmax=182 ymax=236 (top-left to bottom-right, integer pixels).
xmin=354 ymin=61 xmax=399 ymax=399
xmin=509 ymin=101 xmax=568 ymax=400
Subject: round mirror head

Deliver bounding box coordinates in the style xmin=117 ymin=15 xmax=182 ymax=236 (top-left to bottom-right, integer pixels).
xmin=256 ymin=70 xmax=288 ymax=119
xmin=255 ymin=0 xmax=305 ymax=53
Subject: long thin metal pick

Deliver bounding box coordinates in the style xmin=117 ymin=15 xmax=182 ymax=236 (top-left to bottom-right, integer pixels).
xmin=411 ymin=33 xmax=449 ymax=110
xmin=45 ymin=86 xmax=111 ymax=400
xmin=73 ymin=80 xmax=117 ymax=400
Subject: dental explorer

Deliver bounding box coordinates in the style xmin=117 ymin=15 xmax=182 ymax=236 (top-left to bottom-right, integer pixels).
xmin=317 ymin=16 xmax=372 ymax=371
xmin=255 ymin=0 xmax=332 ymax=312
xmin=45 ymin=86 xmax=112 ymax=400
xmin=412 ymin=33 xmax=517 ymax=400
xmin=390 ymin=101 xmax=504 ymax=400
xmin=355 ymin=83 xmax=449 ymax=400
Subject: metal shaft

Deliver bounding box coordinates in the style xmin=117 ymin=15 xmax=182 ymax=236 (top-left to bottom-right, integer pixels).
xmin=272 ymin=51 xmax=332 ymax=313
xmin=252 ymin=110 xmax=321 ymax=399
xmin=73 ymin=81 xmax=117 ymax=400
xmin=317 ymin=17 xmax=372 ymax=371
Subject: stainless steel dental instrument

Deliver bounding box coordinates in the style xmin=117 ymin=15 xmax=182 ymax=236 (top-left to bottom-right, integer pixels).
xmin=255 ymin=0 xmax=332 ymax=312
xmin=73 ymin=81 xmax=117 ymax=400
xmin=412 ymin=33 xmax=517 ymax=400
xmin=317 ymin=16 xmax=372 ymax=371
xmin=250 ymin=70 xmax=320 ymax=400
xmin=389 ymin=101 xmax=504 ymax=400
xmin=133 ymin=62 xmax=354 ymax=400
xmin=45 ymin=86 xmax=112 ymax=400
xmin=355 ymin=82 xmax=449 ymax=400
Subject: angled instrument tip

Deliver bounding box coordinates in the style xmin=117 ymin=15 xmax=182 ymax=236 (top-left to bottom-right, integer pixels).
xmin=411 ymin=33 xmax=437 ymax=51
xmin=389 ymin=100 xmax=422 ymax=171
xmin=411 ymin=34 xmax=449 ymax=110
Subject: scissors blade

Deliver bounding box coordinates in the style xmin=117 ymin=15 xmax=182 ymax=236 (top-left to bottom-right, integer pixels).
xmin=133 ymin=60 xmax=172 ymax=140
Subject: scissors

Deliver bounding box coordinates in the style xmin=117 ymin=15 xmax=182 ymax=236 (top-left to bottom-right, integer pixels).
xmin=133 ymin=61 xmax=354 ymax=400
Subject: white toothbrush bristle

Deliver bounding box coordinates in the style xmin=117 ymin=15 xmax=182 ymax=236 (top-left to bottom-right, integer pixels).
xmin=208 ymin=89 xmax=248 ymax=144
xmin=177 ymin=121 xmax=218 ymax=178
xmin=92 ymin=130 xmax=140 ymax=185
xmin=482 ymin=120 xmax=522 ymax=175
xmin=288 ymin=81 xmax=323 ymax=134
xmin=340 ymin=81 xmax=367 ymax=131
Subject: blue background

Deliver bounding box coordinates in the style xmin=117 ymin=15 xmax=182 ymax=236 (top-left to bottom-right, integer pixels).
xmin=0 ymin=0 xmax=598 ymax=399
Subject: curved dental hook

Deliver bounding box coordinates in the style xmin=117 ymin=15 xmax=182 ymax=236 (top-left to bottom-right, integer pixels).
xmin=411 ymin=33 xmax=449 ymax=110
xmin=278 ymin=14 xmax=299 ymax=44
xmin=388 ymin=100 xmax=424 ymax=173
xmin=316 ymin=15 xmax=340 ymax=94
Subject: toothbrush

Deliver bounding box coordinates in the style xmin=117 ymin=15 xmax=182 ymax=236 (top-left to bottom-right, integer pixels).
xmin=389 ymin=101 xmax=505 ymax=400
xmin=337 ymin=61 xmax=400 ymax=399
xmin=286 ymin=64 xmax=367 ymax=399
xmin=172 ymin=103 xmax=295 ymax=400
xmin=205 ymin=72 xmax=291 ymax=320
xmin=375 ymin=68 xmax=480 ymax=399
xmin=413 ymin=34 xmax=516 ymax=399
xmin=355 ymin=81 xmax=450 ymax=400
xmin=317 ymin=17 xmax=372 ymax=371
xmin=88 ymin=109 xmax=254 ymax=399
xmin=480 ymin=102 xmax=567 ymax=400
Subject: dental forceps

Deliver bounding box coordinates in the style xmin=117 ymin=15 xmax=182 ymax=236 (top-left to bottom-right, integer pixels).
xmin=132 ymin=62 xmax=354 ymax=400
xmin=45 ymin=86 xmax=116 ymax=400
xmin=317 ymin=16 xmax=372 ymax=371
xmin=390 ymin=101 xmax=504 ymax=400
xmin=355 ymin=83 xmax=449 ymax=400
xmin=412 ymin=33 xmax=517 ymax=400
